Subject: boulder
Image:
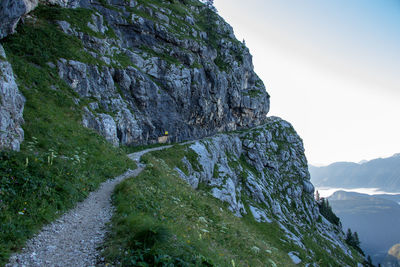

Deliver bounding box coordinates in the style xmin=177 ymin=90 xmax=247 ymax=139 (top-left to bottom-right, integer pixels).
xmin=0 ymin=0 xmax=38 ymax=39
xmin=0 ymin=44 xmax=25 ymax=151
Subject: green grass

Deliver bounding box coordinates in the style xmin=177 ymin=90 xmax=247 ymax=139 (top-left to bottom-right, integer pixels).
xmin=101 ymin=154 xmax=296 ymax=266
xmin=0 ymin=10 xmax=136 ymax=265
xmin=243 ymin=89 xmax=263 ymax=98
xmin=141 ymin=144 xmax=202 ymax=176
xmin=3 ymin=7 xmax=104 ymax=68
xmin=123 ymin=143 xmax=171 ymax=154
xmin=140 ymin=45 xmax=183 ymax=67
xmin=34 ymin=5 xmax=105 ymax=39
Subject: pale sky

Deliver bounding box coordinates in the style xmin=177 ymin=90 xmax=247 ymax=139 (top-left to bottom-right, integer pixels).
xmin=214 ymin=0 xmax=400 ymax=165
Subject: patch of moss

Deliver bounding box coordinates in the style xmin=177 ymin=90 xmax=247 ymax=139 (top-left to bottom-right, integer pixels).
xmin=34 ymin=5 xmax=104 ymax=39
xmin=2 ymin=12 xmax=103 ymax=67
xmin=212 ymin=163 xmax=220 ymax=178
xmin=244 ymin=89 xmax=263 ymax=98
xmin=214 ymin=54 xmax=229 ymax=72
xmin=142 ymin=144 xmax=202 ymax=176
xmin=112 ymin=51 xmax=134 ymax=68
xmin=139 ymin=45 xmax=183 ymax=67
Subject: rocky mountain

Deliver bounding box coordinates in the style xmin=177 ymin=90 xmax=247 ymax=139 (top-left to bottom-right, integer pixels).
xmin=0 ymin=0 xmax=364 ymax=265
xmin=310 ymin=154 xmax=400 ymax=192
xmin=175 ymin=117 xmax=357 ymax=264
xmin=329 ymin=191 xmax=400 ymax=266
xmin=1 ymin=0 xmax=269 ymax=150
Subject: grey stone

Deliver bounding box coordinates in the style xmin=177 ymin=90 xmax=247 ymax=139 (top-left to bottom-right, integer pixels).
xmin=40 ymin=0 xmax=80 ymax=8
xmin=82 ymin=108 xmax=119 ymax=147
xmin=303 ymin=180 xmax=315 ymax=194
xmin=0 ymin=0 xmax=38 ymax=39
xmin=249 ymin=206 xmax=272 ymax=223
xmin=288 ymin=251 xmax=302 ymax=265
xmin=0 ymin=44 xmax=25 ymax=151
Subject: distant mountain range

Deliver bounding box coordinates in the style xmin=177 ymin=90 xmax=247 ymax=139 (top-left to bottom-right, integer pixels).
xmin=310 ymin=153 xmax=400 ymax=192
xmin=384 ymin=244 xmax=400 ymax=267
xmin=328 ymin=191 xmax=400 ymax=266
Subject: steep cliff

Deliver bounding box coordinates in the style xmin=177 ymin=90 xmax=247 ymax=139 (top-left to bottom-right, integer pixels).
xmin=0 ymin=44 xmax=25 ymax=151
xmin=1 ymin=0 xmax=269 ymax=148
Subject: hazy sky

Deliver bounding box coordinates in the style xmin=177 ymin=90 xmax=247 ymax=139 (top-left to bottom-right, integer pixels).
xmin=214 ymin=0 xmax=400 ymax=165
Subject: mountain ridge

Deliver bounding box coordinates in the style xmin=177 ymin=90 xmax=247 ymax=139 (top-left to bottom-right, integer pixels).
xmin=310 ymin=153 xmax=400 ymax=191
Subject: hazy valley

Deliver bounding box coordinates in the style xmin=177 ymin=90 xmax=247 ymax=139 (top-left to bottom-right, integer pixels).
xmin=310 ymin=155 xmax=400 ymax=266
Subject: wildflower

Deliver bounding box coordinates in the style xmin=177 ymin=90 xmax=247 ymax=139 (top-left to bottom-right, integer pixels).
xmin=251 ymin=246 xmax=260 ymax=254
xmin=268 ymin=259 xmax=277 ymax=267
xmin=18 ymin=212 xmax=24 ymax=215
xmin=198 ymin=217 xmax=207 ymax=223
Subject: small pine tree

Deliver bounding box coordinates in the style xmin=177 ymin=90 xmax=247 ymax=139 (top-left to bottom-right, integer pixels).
xmin=345 ymin=228 xmax=365 ymax=256
xmin=203 ymin=0 xmax=217 ymax=12
xmin=354 ymin=232 xmax=361 ymax=248
xmin=315 ymin=190 xmax=320 ymax=201
xmin=318 ymin=198 xmax=341 ymax=226
xmin=367 ymin=255 xmax=372 ymax=264
xmin=345 ymin=228 xmax=353 ymax=244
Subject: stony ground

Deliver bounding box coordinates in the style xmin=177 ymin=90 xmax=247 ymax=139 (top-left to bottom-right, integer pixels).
xmin=6 ymin=145 xmax=171 ymax=267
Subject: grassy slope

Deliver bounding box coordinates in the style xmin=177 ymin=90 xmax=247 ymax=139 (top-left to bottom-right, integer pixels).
xmin=102 ymin=145 xmax=296 ymax=266
xmin=0 ymin=7 xmax=135 ymax=265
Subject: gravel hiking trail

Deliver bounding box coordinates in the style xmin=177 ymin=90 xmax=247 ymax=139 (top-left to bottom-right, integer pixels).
xmin=6 ymin=145 xmax=172 ymax=267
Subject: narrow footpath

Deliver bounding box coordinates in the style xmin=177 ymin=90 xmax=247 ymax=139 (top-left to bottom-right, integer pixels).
xmin=6 ymin=145 xmax=172 ymax=267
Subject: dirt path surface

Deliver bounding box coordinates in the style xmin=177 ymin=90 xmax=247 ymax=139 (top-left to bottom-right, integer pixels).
xmin=6 ymin=145 xmax=172 ymax=267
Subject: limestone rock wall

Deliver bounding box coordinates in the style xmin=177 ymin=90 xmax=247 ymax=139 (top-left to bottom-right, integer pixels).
xmin=0 ymin=44 xmax=25 ymax=151
xmin=39 ymin=0 xmax=269 ymax=145
xmin=0 ymin=0 xmax=270 ymax=147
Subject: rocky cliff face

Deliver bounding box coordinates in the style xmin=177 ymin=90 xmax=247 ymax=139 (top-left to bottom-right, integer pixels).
xmin=1 ymin=0 xmax=269 ymax=147
xmin=0 ymin=44 xmax=25 ymax=151
xmin=177 ymin=117 xmax=358 ymax=265
xmin=66 ymin=0 xmax=269 ymax=145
